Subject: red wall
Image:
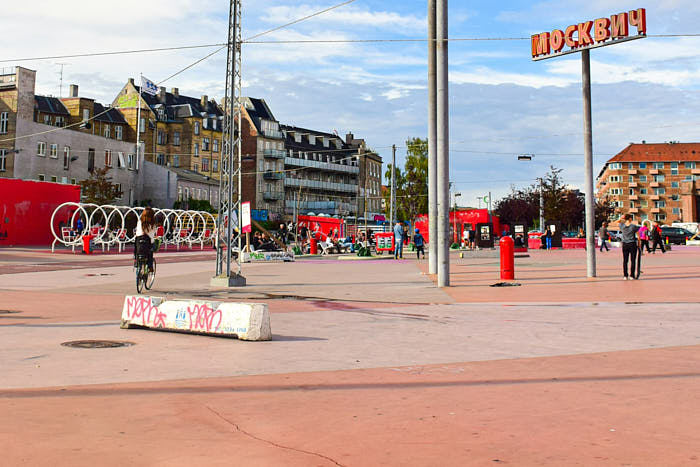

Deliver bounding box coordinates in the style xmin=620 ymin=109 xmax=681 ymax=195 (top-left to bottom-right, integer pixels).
xmin=414 ymin=209 xmax=504 ymax=243
xmin=0 ymin=179 xmax=80 ymax=247
xmin=298 ymin=215 xmax=345 ymax=239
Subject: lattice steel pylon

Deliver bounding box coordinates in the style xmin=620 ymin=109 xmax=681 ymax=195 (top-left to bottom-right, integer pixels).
xmin=212 ymin=0 xmax=246 ymax=287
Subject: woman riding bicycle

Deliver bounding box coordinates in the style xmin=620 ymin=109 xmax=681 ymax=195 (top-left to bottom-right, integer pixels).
xmin=135 ymin=207 xmax=158 ymax=271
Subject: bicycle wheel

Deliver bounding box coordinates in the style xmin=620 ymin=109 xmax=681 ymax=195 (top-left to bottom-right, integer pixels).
xmin=136 ymin=261 xmax=145 ymax=294
xmin=145 ymin=257 xmax=156 ymax=290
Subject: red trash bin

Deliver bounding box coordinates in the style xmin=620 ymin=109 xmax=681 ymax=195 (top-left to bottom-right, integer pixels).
xmin=82 ymin=234 xmax=94 ymax=254
xmin=309 ymin=237 xmax=318 ymax=255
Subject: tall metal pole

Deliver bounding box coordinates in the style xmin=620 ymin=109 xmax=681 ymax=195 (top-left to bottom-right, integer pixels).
xmin=427 ymin=0 xmax=438 ymax=275
xmin=390 ymin=144 xmax=396 ymax=225
xmin=436 ymin=0 xmax=449 ymax=287
xmin=582 ymin=49 xmax=597 ymax=277
xmin=212 ymin=0 xmax=245 ymax=287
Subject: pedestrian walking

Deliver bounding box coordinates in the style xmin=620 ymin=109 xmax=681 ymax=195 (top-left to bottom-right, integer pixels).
xmin=544 ymin=227 xmax=552 ymax=250
xmin=393 ymin=221 xmax=404 ymax=259
xmin=638 ymin=222 xmax=651 ymax=253
xmin=650 ymin=221 xmax=666 ymax=253
xmin=599 ymin=221 xmax=610 ymax=252
xmin=620 ymin=214 xmax=640 ymax=280
xmin=413 ymin=228 xmax=425 ymax=259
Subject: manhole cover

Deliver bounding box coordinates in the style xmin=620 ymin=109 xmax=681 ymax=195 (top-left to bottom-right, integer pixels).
xmin=61 ymin=340 xmax=134 ymax=349
xmin=489 ymin=282 xmax=522 ymax=287
xmin=0 ymin=310 xmax=21 ymax=314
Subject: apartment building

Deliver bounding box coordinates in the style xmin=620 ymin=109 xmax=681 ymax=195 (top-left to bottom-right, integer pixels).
xmin=596 ymin=142 xmax=700 ymax=223
xmin=347 ymin=132 xmax=383 ymax=217
xmin=0 ymin=67 xmax=140 ymax=205
xmin=113 ymin=80 xmax=223 ymax=179
xmin=281 ymin=125 xmax=360 ymax=218
xmin=237 ymin=97 xmax=286 ymax=219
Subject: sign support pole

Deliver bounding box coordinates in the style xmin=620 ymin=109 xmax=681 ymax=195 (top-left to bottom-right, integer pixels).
xmin=582 ymin=49 xmax=597 ymax=277
xmin=427 ymin=0 xmax=438 ymax=275
xmin=436 ymin=0 xmax=449 ymax=287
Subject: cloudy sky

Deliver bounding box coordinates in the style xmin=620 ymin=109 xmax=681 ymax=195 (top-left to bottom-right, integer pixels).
xmin=4 ymin=0 xmax=700 ymax=207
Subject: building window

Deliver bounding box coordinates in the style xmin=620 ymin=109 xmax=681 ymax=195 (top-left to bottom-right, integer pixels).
xmin=83 ymin=109 xmax=90 ymax=121
xmin=653 ymin=175 xmax=665 ymax=182
xmin=63 ymin=147 xmax=70 ymax=170
xmin=157 ymin=130 xmax=165 ymax=145
xmin=55 ymin=116 xmax=65 ymax=127
xmin=104 ymin=124 xmax=110 ymax=139
xmin=639 ymin=162 xmax=647 ymax=169
xmin=115 ymin=184 xmax=122 ymax=200
xmin=185 ymin=187 xmax=190 ymax=199
xmin=640 ymin=188 xmax=647 ymax=195
xmin=173 ymin=131 xmax=181 ymax=146
xmin=203 ymin=138 xmax=210 ymax=151
xmin=38 ymin=174 xmax=45 ymax=181
xmin=50 ymin=175 xmax=57 ymax=183
xmin=212 ymin=159 xmax=218 ymax=172
xmin=608 ymin=175 xmax=620 ymax=182
xmin=127 ymin=153 xmax=135 ymax=170
xmin=49 ymin=144 xmax=58 ymax=158
xmin=628 ymin=162 xmax=634 ymax=169
xmin=115 ymin=126 xmax=123 ymax=140
xmin=104 ymin=150 xmax=113 ymax=167
xmin=609 ymin=162 xmax=622 ymax=170
xmin=639 ymin=175 xmax=647 ymax=182
xmin=37 ymin=142 xmax=46 ymax=156
xmin=117 ymin=152 xmax=125 ymax=169
xmin=654 ymin=188 xmax=665 ymax=195
xmin=672 ymin=207 xmax=680 ymax=215
xmin=685 ymin=162 xmax=696 ymax=169
xmin=0 ymin=149 xmax=6 ymax=172
xmin=139 ymin=118 xmax=145 ymax=133
xmin=202 ymin=119 xmax=208 ymax=129
xmin=43 ymin=115 xmax=51 ymax=125
xmin=652 ymin=162 xmax=665 ymax=169
xmin=202 ymin=158 xmax=209 ymax=172
xmin=628 ymin=175 xmax=634 ymax=182
xmin=685 ymin=175 xmax=693 ymax=181
xmin=671 ymin=194 xmax=680 ymax=201
xmin=629 ymin=188 xmax=635 ymax=195
xmin=672 ymin=181 xmax=680 ymax=188
xmin=158 ymin=108 xmax=165 ymax=121
xmin=71 ymin=178 xmax=77 ymax=185
xmin=194 ymin=121 xmax=200 ymax=135
xmin=654 ymin=213 xmax=666 ymax=221
xmin=172 ymin=155 xmax=179 ymax=167
xmin=213 ymin=139 xmax=219 ymax=152
xmin=654 ymin=201 xmax=666 ymax=208
xmin=0 ymin=112 xmax=8 ymax=134
xmin=194 ymin=143 xmax=199 ymax=157
xmin=156 ymin=153 xmax=165 ymax=166
xmin=193 ymin=163 xmax=199 ymax=172
xmin=212 ymin=119 xmax=217 ymax=130
xmin=178 ymin=186 xmax=183 ymax=201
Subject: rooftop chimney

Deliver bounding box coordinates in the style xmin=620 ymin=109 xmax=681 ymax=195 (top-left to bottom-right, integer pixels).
xmin=128 ymin=77 xmax=135 ymax=85
xmin=69 ymin=84 xmax=79 ymax=97
xmin=201 ymin=95 xmax=208 ymax=109
xmin=171 ymin=87 xmax=179 ymax=98
xmin=345 ymin=132 xmax=354 ymax=144
xmin=157 ymin=86 xmax=166 ymax=104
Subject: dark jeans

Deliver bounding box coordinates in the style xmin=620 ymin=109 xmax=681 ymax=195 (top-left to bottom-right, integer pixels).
xmin=640 ymin=239 xmax=651 ymax=253
xmin=651 ymin=238 xmax=665 ymax=253
xmin=415 ymin=245 xmax=425 ymax=258
xmin=622 ymin=242 xmax=637 ymax=278
xmin=600 ymin=239 xmax=609 ymax=251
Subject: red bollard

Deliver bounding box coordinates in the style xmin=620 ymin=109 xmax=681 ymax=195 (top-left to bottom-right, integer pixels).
xmin=499 ymin=236 xmax=514 ymax=280
xmin=309 ymin=237 xmax=318 ymax=255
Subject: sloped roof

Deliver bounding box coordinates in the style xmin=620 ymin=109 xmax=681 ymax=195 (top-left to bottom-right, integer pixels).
xmin=280 ymin=124 xmax=348 ymax=151
xmin=609 ymin=143 xmax=700 ymax=162
xmin=135 ymin=86 xmax=222 ymax=116
xmin=241 ymin=97 xmax=278 ymax=134
xmin=93 ymin=103 xmax=127 ymax=124
xmin=34 ymin=95 xmax=69 ymax=115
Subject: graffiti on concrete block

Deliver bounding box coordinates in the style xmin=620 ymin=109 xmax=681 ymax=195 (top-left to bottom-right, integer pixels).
xmin=186 ymin=303 xmax=223 ymax=333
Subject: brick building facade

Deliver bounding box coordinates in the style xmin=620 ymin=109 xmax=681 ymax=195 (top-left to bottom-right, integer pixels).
xmin=597 ymin=142 xmax=700 ymax=223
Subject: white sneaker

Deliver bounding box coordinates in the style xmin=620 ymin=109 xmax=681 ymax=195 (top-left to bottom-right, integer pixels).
xmin=623 ymin=276 xmax=628 ymax=280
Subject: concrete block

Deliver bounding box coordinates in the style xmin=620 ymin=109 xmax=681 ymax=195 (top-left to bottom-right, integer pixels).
xmin=120 ymin=296 xmax=271 ymax=341
xmin=242 ymin=251 xmax=295 ymax=262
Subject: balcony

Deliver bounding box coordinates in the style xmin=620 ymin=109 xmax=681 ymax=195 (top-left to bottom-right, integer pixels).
xmin=629 ymin=195 xmax=638 ymax=200
xmin=628 ymin=169 xmax=637 ymax=175
xmin=284 ymin=156 xmax=360 ymax=174
xmin=650 ymin=182 xmax=659 ymax=188
xmin=263 ymin=191 xmax=284 ymax=201
xmin=650 ymin=169 xmax=659 ymax=175
xmin=629 ymin=182 xmax=638 ymax=187
xmin=262 ymin=129 xmax=284 ymax=139
xmin=284 ymin=177 xmax=358 ymax=193
xmin=263 ymin=148 xmax=286 ymax=159
xmin=263 ymin=171 xmax=284 ymax=180
xmin=651 ymin=207 xmax=661 ymax=213
xmin=692 ymin=168 xmax=700 ymax=175
xmin=650 ymin=195 xmax=660 ymax=200
xmin=629 ymin=208 xmax=638 ymax=213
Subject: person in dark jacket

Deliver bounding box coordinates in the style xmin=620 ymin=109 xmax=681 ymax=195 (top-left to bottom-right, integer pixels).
xmin=413 ymin=228 xmax=425 ymax=259
xmin=620 ymin=214 xmax=640 ymax=280
xmin=650 ymin=221 xmax=665 ymax=253
xmin=599 ymin=222 xmax=610 ymax=252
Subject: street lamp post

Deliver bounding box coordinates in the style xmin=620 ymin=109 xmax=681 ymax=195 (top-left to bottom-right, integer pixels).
xmin=453 ymin=192 xmax=461 ymax=244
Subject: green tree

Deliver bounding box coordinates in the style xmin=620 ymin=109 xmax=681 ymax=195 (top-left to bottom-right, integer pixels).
xmin=80 ymin=167 xmax=122 ymax=204
xmin=383 ymin=137 xmax=428 ymax=222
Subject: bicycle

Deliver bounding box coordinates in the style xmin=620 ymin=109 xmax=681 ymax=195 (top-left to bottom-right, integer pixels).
xmin=135 ymin=254 xmax=156 ymax=294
